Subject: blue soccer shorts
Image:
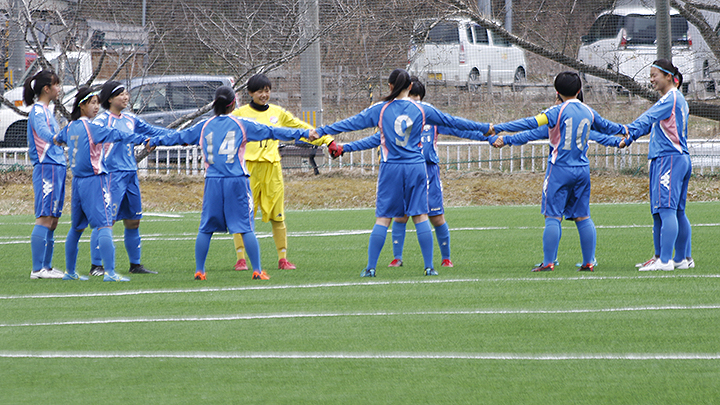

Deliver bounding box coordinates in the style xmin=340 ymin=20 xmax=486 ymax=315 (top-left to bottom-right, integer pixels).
xmin=109 ymin=170 xmax=143 ymax=220
xmin=199 ymin=176 xmax=255 ymax=234
xmin=33 ymin=163 xmax=66 ymax=218
xmin=376 ymin=162 xmax=429 ymax=218
xmin=649 ymin=153 xmax=692 ymax=214
xmin=541 ymin=163 xmax=591 ymax=220
xmin=426 ymin=162 xmax=444 ymax=217
xmin=70 ymin=175 xmax=114 ymax=230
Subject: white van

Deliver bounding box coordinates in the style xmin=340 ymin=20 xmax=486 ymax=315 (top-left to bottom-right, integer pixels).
xmin=407 ymin=18 xmax=527 ymax=88
xmin=577 ymin=3 xmax=720 ymax=92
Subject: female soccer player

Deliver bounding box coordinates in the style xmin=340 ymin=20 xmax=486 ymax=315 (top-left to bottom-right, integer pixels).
xmin=146 ymin=86 xmax=316 ymax=280
xmin=88 ymin=80 xmax=173 ymax=276
xmin=319 ymin=68 xmax=492 ymax=277
xmin=492 ymin=72 xmax=627 ymax=272
xmin=55 ymin=87 xmax=145 ymax=281
xmin=25 ymin=70 xmax=66 ymax=279
xmin=230 ymin=74 xmax=334 ymax=272
xmin=387 ymin=78 xmax=488 ymax=269
xmin=624 ymin=59 xmax=693 ymax=271
xmin=490 ymin=90 xmax=631 ymax=271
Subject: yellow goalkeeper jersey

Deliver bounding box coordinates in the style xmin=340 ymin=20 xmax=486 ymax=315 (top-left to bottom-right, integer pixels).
xmin=232 ymin=103 xmax=330 ymax=162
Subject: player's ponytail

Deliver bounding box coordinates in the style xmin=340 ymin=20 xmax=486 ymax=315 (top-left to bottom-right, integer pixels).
xmin=383 ymin=68 xmax=412 ymax=101
xmin=213 ymin=85 xmax=236 ymax=115
xmin=652 ymin=59 xmax=683 ymax=89
xmin=23 ymin=70 xmax=60 ymax=106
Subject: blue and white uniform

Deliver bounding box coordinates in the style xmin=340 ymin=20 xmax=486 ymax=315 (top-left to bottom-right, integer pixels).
xmin=318 ymin=98 xmax=490 ymax=218
xmin=28 ymin=103 xmax=66 ymax=218
xmin=148 ymin=114 xmax=308 ymax=274
xmin=93 ymin=111 xmax=173 ymax=220
xmin=626 ymin=88 xmax=691 ymax=213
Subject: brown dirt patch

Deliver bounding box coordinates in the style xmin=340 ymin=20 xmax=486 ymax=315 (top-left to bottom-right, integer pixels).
xmin=2 ymin=168 xmax=718 ymax=215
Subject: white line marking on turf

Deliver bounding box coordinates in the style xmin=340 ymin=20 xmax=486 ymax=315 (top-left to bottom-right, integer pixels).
xmin=2 ymin=304 xmax=719 ymax=328
xmin=1 ymin=351 xmax=719 ymax=360
xmin=3 ymin=274 xmax=720 ymax=301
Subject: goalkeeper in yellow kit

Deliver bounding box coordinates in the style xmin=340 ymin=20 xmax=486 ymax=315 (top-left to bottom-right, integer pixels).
xmin=231 ymin=73 xmax=334 ymax=270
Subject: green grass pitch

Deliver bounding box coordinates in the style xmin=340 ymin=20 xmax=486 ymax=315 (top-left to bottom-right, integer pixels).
xmin=1 ymin=202 xmax=719 ymax=404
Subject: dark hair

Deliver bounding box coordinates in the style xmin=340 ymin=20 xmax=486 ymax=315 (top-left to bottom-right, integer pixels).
xmin=23 ymin=70 xmax=60 ymax=106
xmin=554 ymin=71 xmax=582 ymax=98
xmin=213 ymin=85 xmax=236 ymax=115
xmin=384 ymin=69 xmax=412 ymax=102
xmin=247 ymin=74 xmax=272 ymax=93
xmin=652 ymin=58 xmax=683 ymax=88
xmin=409 ymin=77 xmax=425 ymax=100
xmin=70 ymin=86 xmax=98 ymax=121
xmin=99 ymin=80 xmax=125 ymax=110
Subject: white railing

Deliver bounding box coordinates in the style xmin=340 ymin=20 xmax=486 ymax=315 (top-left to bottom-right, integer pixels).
xmin=3 ymin=139 xmax=720 ymax=175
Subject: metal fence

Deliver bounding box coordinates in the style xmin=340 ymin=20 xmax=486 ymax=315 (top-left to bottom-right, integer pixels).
xmin=4 ymin=139 xmax=720 ymax=176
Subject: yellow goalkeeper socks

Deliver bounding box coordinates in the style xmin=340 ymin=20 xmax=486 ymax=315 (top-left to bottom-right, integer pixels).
xmin=233 ymin=233 xmax=246 ymax=260
xmin=271 ymin=220 xmax=288 ymax=259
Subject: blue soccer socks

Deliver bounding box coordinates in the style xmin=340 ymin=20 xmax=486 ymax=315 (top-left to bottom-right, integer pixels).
xmin=124 ymin=227 xmax=142 ymax=264
xmin=366 ymin=224 xmax=388 ymax=271
xmin=542 ymin=217 xmax=562 ymax=267
xmin=242 ymin=232 xmax=262 ymax=272
xmin=575 ymin=218 xmax=596 ymax=266
xmin=31 ymin=224 xmax=49 ymax=271
xmin=415 ymin=220 xmax=434 ymax=270
xmin=391 ymin=221 xmax=407 ymax=260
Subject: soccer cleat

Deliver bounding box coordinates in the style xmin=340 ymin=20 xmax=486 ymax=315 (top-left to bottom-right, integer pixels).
xmin=534 ymin=260 xmax=559 ymax=267
xmin=62 ymin=272 xmax=89 ymax=281
xmin=639 ymin=260 xmax=674 ymax=271
xmin=252 ymin=270 xmax=270 ymax=280
xmin=674 ymin=258 xmax=695 ymax=270
xmin=636 ymin=256 xmax=659 ymax=268
xmin=47 ymin=268 xmax=65 ymax=278
xmin=30 ymin=268 xmax=63 ymax=279
xmin=360 ymin=268 xmax=376 ymax=277
xmin=103 ymin=273 xmax=130 ymax=282
xmin=129 ymin=263 xmax=158 ymax=274
xmin=531 ymin=263 xmax=555 ymax=272
xmin=441 ymin=259 xmax=454 ymax=267
xmin=278 ymin=258 xmax=296 ymax=270
xmin=89 ymin=264 xmax=105 ymax=276
xmin=424 ymin=267 xmax=439 ymax=276
xmin=578 ymin=263 xmax=594 ymax=272
xmin=388 ymin=258 xmax=403 ymax=267
xmin=234 ymin=259 xmax=248 ymax=271
xmin=194 ymin=271 xmax=206 ymax=281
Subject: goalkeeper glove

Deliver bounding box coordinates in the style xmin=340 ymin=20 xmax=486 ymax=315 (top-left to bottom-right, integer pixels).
xmin=328 ymin=141 xmax=344 ymax=159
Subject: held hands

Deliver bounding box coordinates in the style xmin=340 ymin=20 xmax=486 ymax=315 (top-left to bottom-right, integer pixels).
xmin=486 ymin=124 xmax=496 ymax=136
xmin=307 ymin=129 xmax=320 ymax=142
xmin=144 ymin=138 xmax=156 ymax=152
xmin=492 ymin=136 xmax=505 ymax=148
xmin=327 ymin=141 xmax=344 ymax=159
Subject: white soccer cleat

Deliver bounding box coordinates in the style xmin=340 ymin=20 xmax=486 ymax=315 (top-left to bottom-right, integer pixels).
xmin=30 ymin=268 xmax=64 ymax=279
xmin=674 ymin=258 xmax=695 ymax=270
xmin=639 ymin=260 xmax=674 ymax=271
xmin=47 ymin=268 xmax=65 ymax=278
xmin=635 ymin=257 xmax=658 ymax=268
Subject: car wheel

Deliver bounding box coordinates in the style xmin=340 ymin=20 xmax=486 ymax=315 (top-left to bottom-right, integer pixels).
xmin=4 ymin=120 xmax=28 ymax=147
xmin=467 ymin=68 xmax=481 ymax=91
xmin=513 ymin=67 xmax=526 ymax=92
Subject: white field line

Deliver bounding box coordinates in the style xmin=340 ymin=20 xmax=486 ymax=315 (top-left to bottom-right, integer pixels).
xmin=3 ymin=274 xmax=720 ymax=301
xmin=1 ymin=223 xmax=719 ymax=245
xmin=2 ymin=304 xmax=720 ymax=329
xmin=1 ymin=351 xmax=719 ymax=361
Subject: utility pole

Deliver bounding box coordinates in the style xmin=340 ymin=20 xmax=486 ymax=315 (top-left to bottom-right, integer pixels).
xmin=299 ymin=0 xmax=323 ymax=127
xmin=505 ymin=0 xmax=513 ymax=33
xmin=656 ymin=0 xmax=672 ymax=61
xmin=7 ymin=0 xmax=26 ymax=89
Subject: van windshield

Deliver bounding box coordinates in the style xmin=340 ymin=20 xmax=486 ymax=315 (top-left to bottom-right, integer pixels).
xmin=624 ymin=15 xmax=689 ymax=45
xmin=413 ymin=21 xmax=459 ymax=44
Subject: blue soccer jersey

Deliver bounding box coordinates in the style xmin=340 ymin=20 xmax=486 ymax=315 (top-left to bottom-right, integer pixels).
xmin=27 ymin=103 xmax=65 ymax=166
xmin=148 ymin=115 xmax=309 ymax=177
xmin=626 ymin=88 xmax=689 ymax=159
xmin=316 ymin=98 xmax=490 ymax=164
xmin=494 ymin=99 xmax=625 ymax=166
xmin=93 ymin=111 xmax=173 ymax=172
xmin=57 ymin=118 xmax=145 ymax=178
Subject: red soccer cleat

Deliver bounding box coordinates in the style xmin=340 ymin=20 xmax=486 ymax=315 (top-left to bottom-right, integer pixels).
xmin=194 ymin=271 xmax=207 ymax=280
xmin=441 ymin=259 xmax=454 ymax=267
xmin=278 ymin=258 xmax=296 ymax=270
xmin=388 ymin=258 xmax=403 ymax=267
xmin=234 ymin=259 xmax=248 ymax=271
xmin=531 ymin=263 xmax=554 ymax=272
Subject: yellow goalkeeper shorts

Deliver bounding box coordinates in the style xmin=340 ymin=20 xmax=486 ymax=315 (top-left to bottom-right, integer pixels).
xmin=246 ymin=160 xmax=285 ymax=223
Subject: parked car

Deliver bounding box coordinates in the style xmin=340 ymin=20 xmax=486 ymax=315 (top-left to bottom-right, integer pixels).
xmin=407 ymin=17 xmax=527 ymax=89
xmin=577 ymin=3 xmax=720 ymax=92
